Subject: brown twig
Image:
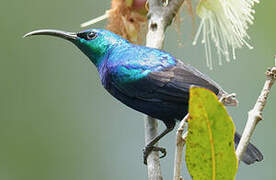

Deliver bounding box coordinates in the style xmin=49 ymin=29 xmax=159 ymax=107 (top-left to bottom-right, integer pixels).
xmin=236 ymin=56 xmax=276 ymax=163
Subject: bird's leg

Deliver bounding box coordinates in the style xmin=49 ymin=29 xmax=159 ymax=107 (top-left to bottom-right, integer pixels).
xmin=143 ymin=125 xmax=175 ymax=165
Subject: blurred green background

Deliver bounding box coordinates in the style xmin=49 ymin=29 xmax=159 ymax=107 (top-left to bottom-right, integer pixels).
xmin=0 ymin=0 xmax=275 ymax=179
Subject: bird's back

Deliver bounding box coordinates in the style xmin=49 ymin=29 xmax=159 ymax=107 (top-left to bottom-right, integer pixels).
xmin=97 ymin=44 xmax=225 ymax=127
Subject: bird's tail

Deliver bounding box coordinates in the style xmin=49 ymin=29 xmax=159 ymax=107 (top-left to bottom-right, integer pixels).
xmin=234 ymin=132 xmax=263 ymax=165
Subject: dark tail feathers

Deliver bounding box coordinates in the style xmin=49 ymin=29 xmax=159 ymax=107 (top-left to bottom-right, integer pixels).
xmin=234 ymin=132 xmax=263 ymax=165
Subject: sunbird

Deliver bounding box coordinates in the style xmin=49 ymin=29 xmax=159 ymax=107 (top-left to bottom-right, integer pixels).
xmin=24 ymin=29 xmax=263 ymax=165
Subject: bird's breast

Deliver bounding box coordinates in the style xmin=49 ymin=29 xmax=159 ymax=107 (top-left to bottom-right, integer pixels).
xmin=97 ymin=61 xmax=111 ymax=89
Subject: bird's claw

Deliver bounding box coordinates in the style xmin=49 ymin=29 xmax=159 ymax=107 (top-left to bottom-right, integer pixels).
xmin=143 ymin=146 xmax=167 ymax=165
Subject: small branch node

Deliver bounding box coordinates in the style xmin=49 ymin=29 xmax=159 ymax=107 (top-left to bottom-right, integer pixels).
xmin=162 ymin=0 xmax=169 ymax=7
xmin=150 ymin=23 xmax=158 ymax=31
xmin=182 ymin=131 xmax=188 ymax=141
xmin=266 ymin=67 xmax=276 ymax=79
xmin=219 ymin=93 xmax=238 ymax=106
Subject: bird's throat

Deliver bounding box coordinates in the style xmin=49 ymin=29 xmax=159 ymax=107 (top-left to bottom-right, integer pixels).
xmin=73 ymin=40 xmax=108 ymax=67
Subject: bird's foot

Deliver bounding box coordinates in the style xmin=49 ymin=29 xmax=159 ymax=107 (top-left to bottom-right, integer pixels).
xmin=143 ymin=145 xmax=167 ymax=165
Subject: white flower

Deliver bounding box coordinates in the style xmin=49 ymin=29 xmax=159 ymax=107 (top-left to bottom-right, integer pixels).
xmin=193 ymin=0 xmax=259 ymax=69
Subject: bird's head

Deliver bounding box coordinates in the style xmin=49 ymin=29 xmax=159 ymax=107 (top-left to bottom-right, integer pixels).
xmin=24 ymin=29 xmax=128 ymax=66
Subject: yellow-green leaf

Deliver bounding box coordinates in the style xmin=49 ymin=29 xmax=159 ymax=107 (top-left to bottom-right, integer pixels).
xmin=186 ymin=87 xmax=238 ymax=180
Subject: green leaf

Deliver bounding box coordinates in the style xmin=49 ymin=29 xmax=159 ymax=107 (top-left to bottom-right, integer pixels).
xmin=186 ymin=87 xmax=238 ymax=180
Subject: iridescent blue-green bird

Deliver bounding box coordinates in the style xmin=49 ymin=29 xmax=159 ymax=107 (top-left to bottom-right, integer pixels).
xmin=24 ymin=29 xmax=263 ymax=165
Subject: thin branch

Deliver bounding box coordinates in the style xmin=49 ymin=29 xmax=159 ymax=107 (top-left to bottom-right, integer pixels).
xmin=236 ymin=56 xmax=276 ymax=162
xmin=144 ymin=116 xmax=163 ymax=180
xmin=144 ymin=0 xmax=184 ymax=179
xmin=173 ymin=115 xmax=189 ymax=180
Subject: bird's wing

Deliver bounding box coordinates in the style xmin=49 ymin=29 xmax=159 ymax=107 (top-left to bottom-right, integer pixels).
xmin=110 ymin=59 xmax=220 ymax=104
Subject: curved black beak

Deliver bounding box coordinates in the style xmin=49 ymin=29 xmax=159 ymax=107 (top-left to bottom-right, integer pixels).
xmin=23 ymin=29 xmax=77 ymax=41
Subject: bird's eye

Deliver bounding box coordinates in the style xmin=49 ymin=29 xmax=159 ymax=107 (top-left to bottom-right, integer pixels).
xmin=86 ymin=31 xmax=97 ymax=40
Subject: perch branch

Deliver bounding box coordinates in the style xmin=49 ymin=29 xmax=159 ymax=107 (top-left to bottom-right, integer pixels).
xmin=173 ymin=114 xmax=189 ymax=180
xmin=144 ymin=116 xmax=163 ymax=180
xmin=236 ymin=56 xmax=276 ymax=162
xmin=144 ymin=0 xmax=184 ymax=179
